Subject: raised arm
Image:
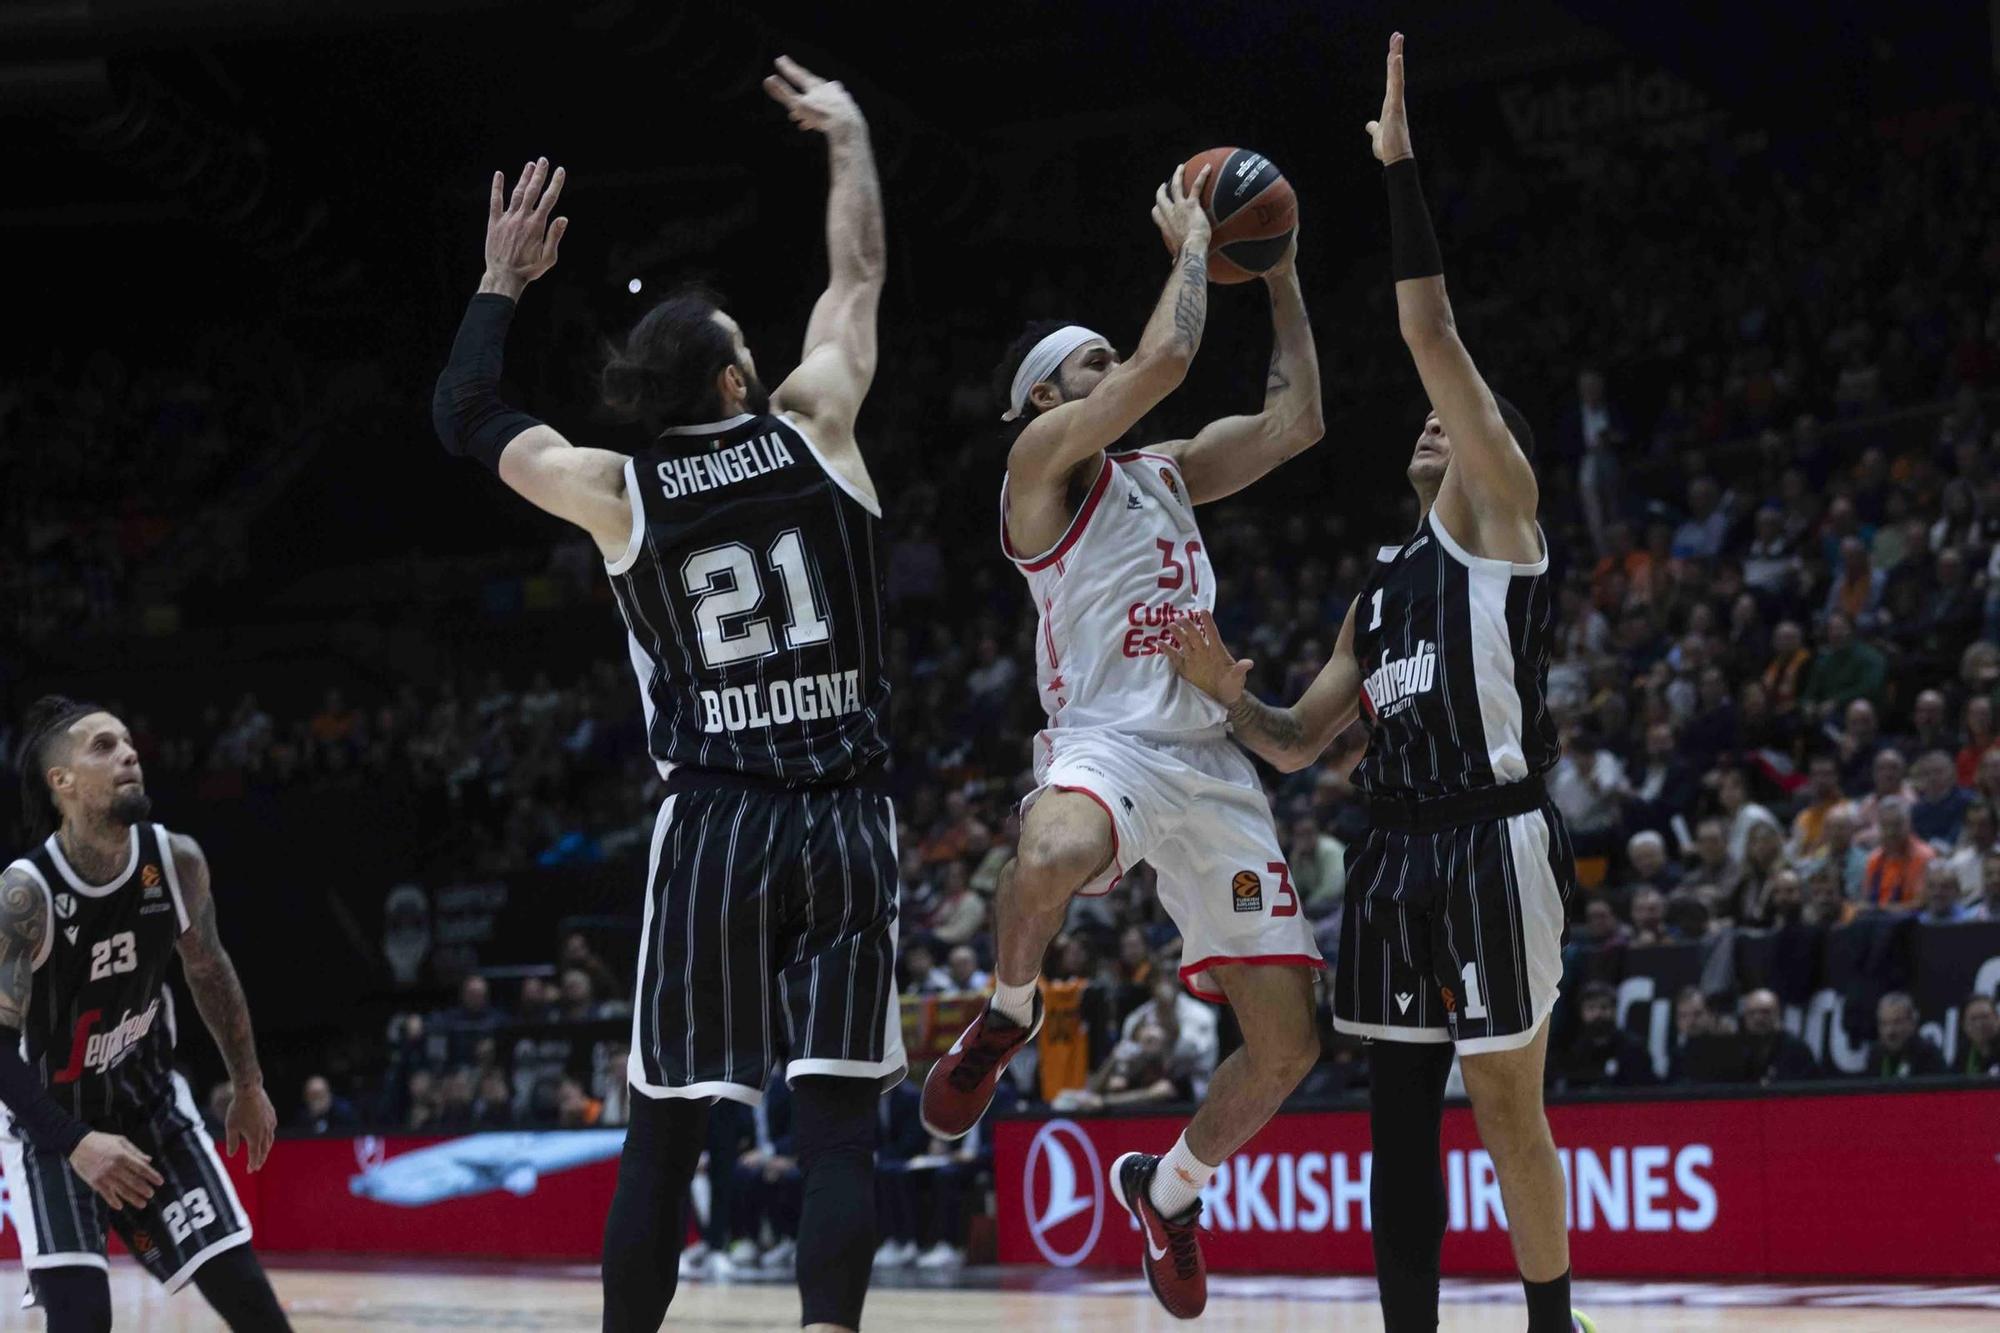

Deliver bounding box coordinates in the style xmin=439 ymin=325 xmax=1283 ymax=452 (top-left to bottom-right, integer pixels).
xmin=170 ymin=833 xmax=277 ymax=1171
xmin=431 ymin=158 xmax=633 ymax=560
xmin=1154 ymin=235 xmax=1325 ymax=504
xmin=1368 ymin=34 xmax=1537 ymax=526
xmin=767 ymin=57 xmax=885 ymax=455
xmin=1161 ymin=606 xmax=1362 ymax=773
xmin=1006 ymin=164 xmax=1214 ymax=494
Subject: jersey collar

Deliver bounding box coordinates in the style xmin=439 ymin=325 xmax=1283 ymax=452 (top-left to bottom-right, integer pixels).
xmin=45 ymin=825 xmax=141 ymax=897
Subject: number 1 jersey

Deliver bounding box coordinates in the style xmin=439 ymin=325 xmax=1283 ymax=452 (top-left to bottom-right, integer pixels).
xmin=606 ymin=411 xmax=891 ymax=785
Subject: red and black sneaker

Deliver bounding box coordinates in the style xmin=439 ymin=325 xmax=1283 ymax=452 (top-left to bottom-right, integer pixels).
xmin=1110 ymin=1151 xmax=1207 ymax=1320
xmin=920 ymin=993 xmax=1043 ymax=1140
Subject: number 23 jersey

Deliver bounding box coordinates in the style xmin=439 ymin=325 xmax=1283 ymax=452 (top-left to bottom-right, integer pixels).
xmin=1349 ymin=510 xmax=1559 ymax=802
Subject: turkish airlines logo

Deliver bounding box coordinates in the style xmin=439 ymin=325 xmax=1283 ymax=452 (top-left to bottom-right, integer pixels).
xmin=1023 ymin=1119 xmax=1105 ymax=1268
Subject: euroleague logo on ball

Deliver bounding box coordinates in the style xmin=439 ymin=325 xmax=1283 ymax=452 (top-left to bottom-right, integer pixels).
xmin=1022 ymin=1119 xmax=1104 ymax=1268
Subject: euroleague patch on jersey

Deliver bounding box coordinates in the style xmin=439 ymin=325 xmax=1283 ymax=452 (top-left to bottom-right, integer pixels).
xmin=1230 ymin=869 xmax=1264 ymax=913
xmin=1159 ymin=467 xmax=1185 ymax=507
xmin=141 ymin=863 xmax=161 ymax=890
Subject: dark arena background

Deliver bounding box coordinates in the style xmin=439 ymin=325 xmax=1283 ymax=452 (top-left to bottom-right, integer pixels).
xmin=4 ymin=0 xmax=1999 ymax=1328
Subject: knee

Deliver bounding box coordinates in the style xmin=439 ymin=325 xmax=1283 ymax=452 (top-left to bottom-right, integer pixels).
xmin=1248 ymin=1021 xmax=1321 ymax=1088
xmin=1013 ymin=824 xmax=1104 ymax=903
xmin=1465 ymin=1073 xmax=1549 ymax=1153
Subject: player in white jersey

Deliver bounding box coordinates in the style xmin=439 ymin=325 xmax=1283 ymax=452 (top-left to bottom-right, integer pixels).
xmin=922 ymin=164 xmax=1325 ymax=1319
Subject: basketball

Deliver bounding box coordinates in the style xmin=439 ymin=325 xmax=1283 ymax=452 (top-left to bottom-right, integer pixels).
xmin=1178 ymin=146 xmax=1297 ymax=283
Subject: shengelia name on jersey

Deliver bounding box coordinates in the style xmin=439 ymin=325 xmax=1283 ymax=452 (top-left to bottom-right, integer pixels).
xmin=699 ymin=669 xmax=863 ymax=734
xmin=655 ymin=432 xmax=797 ymax=500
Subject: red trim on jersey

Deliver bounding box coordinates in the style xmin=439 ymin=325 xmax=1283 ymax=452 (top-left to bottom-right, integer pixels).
xmin=1049 ymin=783 xmax=1122 ymax=892
xmin=1179 ymin=954 xmax=1328 ymax=1005
xmin=1108 ymin=450 xmax=1181 ymax=468
xmin=1002 ymin=455 xmax=1115 ymax=572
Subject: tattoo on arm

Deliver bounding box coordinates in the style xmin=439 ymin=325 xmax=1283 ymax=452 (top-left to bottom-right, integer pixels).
xmin=0 ymin=870 xmax=45 ymax=1030
xmin=1171 ymin=248 xmax=1209 ymax=353
xmin=1226 ymin=691 xmax=1306 ymax=756
xmin=171 ymin=837 xmax=263 ymax=1087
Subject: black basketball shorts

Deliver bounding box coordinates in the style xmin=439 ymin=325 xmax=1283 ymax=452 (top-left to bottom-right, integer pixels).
xmin=2 ymin=1074 xmax=252 ymax=1292
xmin=1331 ymin=800 xmax=1576 ymax=1055
xmin=626 ymin=777 xmax=907 ymax=1105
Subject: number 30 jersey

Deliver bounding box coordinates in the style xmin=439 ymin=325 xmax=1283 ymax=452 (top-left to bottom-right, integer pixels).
xmin=1002 ymin=450 xmax=1226 ymax=738
xmin=5 ymin=824 xmax=189 ymax=1123
xmin=606 ymin=412 xmax=891 ymax=786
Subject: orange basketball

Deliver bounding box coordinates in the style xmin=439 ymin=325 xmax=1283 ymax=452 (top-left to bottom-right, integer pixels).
xmin=1174 ymin=146 xmax=1297 ymax=284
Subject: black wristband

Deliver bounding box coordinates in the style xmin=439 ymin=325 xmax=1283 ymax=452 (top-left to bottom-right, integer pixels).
xmin=431 ymin=292 xmax=545 ymax=474
xmin=1384 ymin=157 xmax=1443 ymax=282
xmin=0 ymin=1026 xmax=90 ymax=1157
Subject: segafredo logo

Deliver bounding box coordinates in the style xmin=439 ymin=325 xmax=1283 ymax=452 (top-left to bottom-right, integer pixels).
xmin=1023 ymin=1119 xmax=1105 ymax=1268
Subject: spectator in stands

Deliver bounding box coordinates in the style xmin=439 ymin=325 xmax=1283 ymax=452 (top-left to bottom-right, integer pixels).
xmin=898 ymin=940 xmax=953 ymax=995
xmin=556 ymin=1074 xmax=604 ymax=1128
xmin=1108 ymin=927 xmax=1156 ymax=1023
xmin=1685 ymin=817 xmax=1745 ymax=906
xmin=1914 ymin=865 xmax=1973 ymax=923
xmin=968 ymin=808 xmax=1017 ymax=896
xmin=435 ymin=1068 xmax=476 ymax=1128
xmin=1863 ymin=798 xmax=1934 ymax=910
xmin=945 ymin=945 xmax=989 ymax=994
xmin=296 ymin=1074 xmax=358 ymax=1135
xmin=1831 ymin=697 xmax=1887 ymax=794
xmin=1666 ymin=986 xmax=1726 ymax=1083
xmin=1910 ymin=751 xmax=1972 ymax=847
xmin=732 ymin=1076 xmax=800 ymax=1272
xmin=1903 ymin=691 xmax=1954 ymax=758
xmin=1955 ymin=696 xmax=1998 ymax=787
xmin=918 ymin=790 xmax=988 ymax=866
xmin=1738 ymin=989 xmax=1820 ymax=1084
xmin=517 ymin=975 xmax=559 ymax=1024
xmin=1553 ymin=981 xmax=1656 ymax=1091
xmin=471 ymin=1069 xmax=515 ymax=1127
xmin=557 ymin=967 xmax=618 ymax=1022
xmin=1804 ymin=619 xmax=1886 ymax=731
xmin=1861 ymin=992 xmax=1946 ymax=1079
xmin=1941 ymin=801 xmax=1996 ymax=908
xmin=1786 ymin=754 xmax=1849 ymax=860
xmin=1811 ymin=805 xmax=1869 ymax=901
xmin=1624 ymin=830 xmax=1681 ymax=893
xmin=1958 ymin=994 xmax=2000 ymax=1077
xmin=873 ymin=1078 xmax=929 ymax=1271
xmin=1732 ymin=822 xmax=1792 ymax=927
xmin=1761 ymin=621 xmax=1812 ymax=718
xmin=434 ymin=975 xmax=510 ymax=1065
xmin=1550 ymin=727 xmax=1628 ymax=857
xmin=1851 ymin=749 xmax=1915 ymax=847
xmin=921 ymin=860 xmax=987 ymax=947
xmin=1624 ymin=723 xmax=1699 ymax=840
xmin=1628 ymin=886 xmax=1674 ymax=946
xmin=1804 ymin=861 xmax=1857 ymax=928
xmin=1288 ymin=814 xmax=1346 ymax=920
xmin=1673 ymin=477 xmax=1733 ymax=561
xmin=1578 ymin=899 xmax=1628 ymax=953
xmin=1823 ymin=538 xmax=1887 ymax=632
xmin=1035 ymin=935 xmax=1102 ymax=1105
xmin=405 ymin=1069 xmax=442 ymax=1130
xmin=559 ymin=932 xmax=623 ymax=1001
xmin=1716 ymin=767 xmax=1782 ymax=863
xmin=1119 ymin=966 xmax=1219 ymax=1094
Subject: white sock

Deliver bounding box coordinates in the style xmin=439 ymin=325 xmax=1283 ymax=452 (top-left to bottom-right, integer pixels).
xmin=989 ymin=975 xmax=1039 ymax=1027
xmin=1147 ymin=1133 xmax=1215 ymax=1218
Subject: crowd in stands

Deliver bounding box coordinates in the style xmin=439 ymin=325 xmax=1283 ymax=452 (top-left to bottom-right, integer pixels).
xmin=17 ymin=94 xmax=2000 ymax=1275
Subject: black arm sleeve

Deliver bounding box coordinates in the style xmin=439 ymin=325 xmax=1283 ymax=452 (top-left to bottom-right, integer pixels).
xmin=1384 ymin=157 xmax=1443 ymax=282
xmin=431 ymin=292 xmax=546 ymax=474
xmin=0 ymin=1027 xmax=89 ymax=1157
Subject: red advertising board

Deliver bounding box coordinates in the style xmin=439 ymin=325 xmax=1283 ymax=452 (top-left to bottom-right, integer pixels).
xmin=994 ymin=1088 xmax=2000 ymax=1279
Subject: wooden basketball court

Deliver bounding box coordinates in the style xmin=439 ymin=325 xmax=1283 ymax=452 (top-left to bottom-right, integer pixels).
xmin=14 ymin=1261 xmax=1996 ymax=1330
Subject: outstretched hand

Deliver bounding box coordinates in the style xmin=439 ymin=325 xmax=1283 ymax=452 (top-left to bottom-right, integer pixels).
xmin=1160 ymin=610 xmax=1252 ymax=706
xmin=762 ymin=55 xmax=865 ymax=137
xmin=482 ymin=157 xmax=568 ymax=300
xmin=1152 ymin=162 xmax=1214 ymax=258
xmin=1365 ymin=32 xmax=1413 ymax=165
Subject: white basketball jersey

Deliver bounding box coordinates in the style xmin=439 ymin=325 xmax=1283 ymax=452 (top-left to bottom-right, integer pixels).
xmin=1001 ymin=450 xmax=1225 ymax=737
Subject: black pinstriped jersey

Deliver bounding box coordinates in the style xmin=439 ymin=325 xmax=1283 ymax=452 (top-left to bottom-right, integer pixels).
xmin=1350 ymin=509 xmax=1559 ymax=801
xmin=605 ymin=411 xmax=891 ymax=785
xmin=5 ymin=824 xmax=188 ymax=1123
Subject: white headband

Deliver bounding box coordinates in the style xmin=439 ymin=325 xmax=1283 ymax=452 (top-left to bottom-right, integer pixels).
xmin=1002 ymin=324 xmax=1106 ymax=421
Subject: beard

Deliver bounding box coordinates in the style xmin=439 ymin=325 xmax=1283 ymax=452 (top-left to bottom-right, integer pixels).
xmin=741 ymin=369 xmax=771 ymax=416
xmin=109 ymin=785 xmax=152 ymax=826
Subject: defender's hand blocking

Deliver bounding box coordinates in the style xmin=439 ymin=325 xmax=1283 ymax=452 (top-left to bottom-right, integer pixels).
xmin=1365 ymin=32 xmax=1414 ymax=165
xmin=762 ymin=56 xmax=864 ymax=136
xmin=1160 ymin=610 xmax=1252 ymax=706
xmin=482 ymin=157 xmax=568 ymax=300
xmin=1152 ymin=162 xmax=1214 ymax=257
xmin=226 ymin=1081 xmax=279 ymax=1172
xmin=70 ymin=1130 xmax=164 ymax=1211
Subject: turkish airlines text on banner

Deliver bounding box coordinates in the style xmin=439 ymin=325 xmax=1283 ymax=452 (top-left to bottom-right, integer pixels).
xmin=994 ymin=1088 xmax=2000 ymax=1278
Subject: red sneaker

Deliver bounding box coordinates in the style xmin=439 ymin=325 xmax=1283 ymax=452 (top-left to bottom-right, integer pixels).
xmin=919 ymin=994 xmax=1043 ymax=1140
xmin=1110 ymin=1151 xmax=1206 ymax=1320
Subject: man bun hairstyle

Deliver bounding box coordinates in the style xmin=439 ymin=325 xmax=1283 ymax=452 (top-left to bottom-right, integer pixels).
xmin=18 ymin=695 xmax=102 ymax=841
xmin=993 ymin=318 xmax=1080 ymax=421
xmin=601 ymin=283 xmax=737 ymax=432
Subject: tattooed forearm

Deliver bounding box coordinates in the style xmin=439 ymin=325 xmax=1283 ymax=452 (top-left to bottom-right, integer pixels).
xmin=1171 ymin=246 xmax=1209 ymax=353
xmin=1226 ymin=691 xmax=1307 ymax=760
xmin=171 ymin=837 xmax=264 ymax=1087
xmin=0 ymin=870 xmax=45 ymax=1030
